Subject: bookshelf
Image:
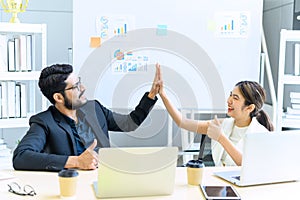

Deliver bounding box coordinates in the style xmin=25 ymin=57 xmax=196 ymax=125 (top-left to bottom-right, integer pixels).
xmin=277 ymin=29 xmax=300 ymax=130
xmin=0 ymin=22 xmax=47 ymax=128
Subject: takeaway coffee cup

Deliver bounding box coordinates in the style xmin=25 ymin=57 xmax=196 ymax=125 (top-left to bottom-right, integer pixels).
xmin=58 ymin=169 xmax=79 ymax=198
xmin=186 ymin=159 xmax=205 ymax=185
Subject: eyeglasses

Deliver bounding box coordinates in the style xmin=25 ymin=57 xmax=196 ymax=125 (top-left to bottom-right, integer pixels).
xmin=8 ymin=182 xmax=36 ymax=196
xmin=65 ymin=77 xmax=81 ymax=91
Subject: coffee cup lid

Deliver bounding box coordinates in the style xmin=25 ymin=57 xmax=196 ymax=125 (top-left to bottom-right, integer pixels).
xmin=58 ymin=169 xmax=79 ymax=177
xmin=186 ymin=159 xmax=204 ymax=168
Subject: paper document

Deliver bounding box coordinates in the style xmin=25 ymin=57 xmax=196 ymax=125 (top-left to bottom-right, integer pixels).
xmin=0 ymin=172 xmax=14 ymax=180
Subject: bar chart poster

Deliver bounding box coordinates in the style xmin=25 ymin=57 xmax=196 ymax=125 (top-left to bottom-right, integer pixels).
xmin=214 ymin=11 xmax=250 ymax=38
xmin=111 ymin=49 xmax=149 ymax=74
xmin=96 ymin=15 xmax=135 ymax=41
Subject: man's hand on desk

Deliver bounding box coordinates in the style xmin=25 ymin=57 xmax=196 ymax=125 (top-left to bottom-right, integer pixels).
xmin=65 ymin=139 xmax=99 ymax=170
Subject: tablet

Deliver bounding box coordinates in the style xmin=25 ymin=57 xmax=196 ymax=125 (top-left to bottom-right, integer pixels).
xmin=200 ymin=185 xmax=241 ymax=200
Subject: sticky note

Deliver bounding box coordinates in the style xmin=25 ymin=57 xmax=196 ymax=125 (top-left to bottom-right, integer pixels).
xmin=90 ymin=37 xmax=101 ymax=48
xmin=156 ymin=24 xmax=168 ymax=36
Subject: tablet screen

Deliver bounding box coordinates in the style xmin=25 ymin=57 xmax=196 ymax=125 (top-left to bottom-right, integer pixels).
xmin=201 ymin=186 xmax=240 ymax=199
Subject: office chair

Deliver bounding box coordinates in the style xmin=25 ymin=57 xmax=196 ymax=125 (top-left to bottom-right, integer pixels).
xmin=181 ymin=135 xmax=214 ymax=167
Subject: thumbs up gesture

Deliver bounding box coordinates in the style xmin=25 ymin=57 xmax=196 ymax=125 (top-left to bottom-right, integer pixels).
xmin=207 ymin=115 xmax=223 ymax=141
xmin=77 ymin=139 xmax=99 ymax=170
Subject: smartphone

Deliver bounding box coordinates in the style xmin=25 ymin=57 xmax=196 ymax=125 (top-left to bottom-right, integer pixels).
xmin=200 ymin=185 xmax=241 ymax=200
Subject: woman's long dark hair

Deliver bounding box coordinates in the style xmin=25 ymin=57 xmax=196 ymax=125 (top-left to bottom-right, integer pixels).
xmin=235 ymin=81 xmax=274 ymax=131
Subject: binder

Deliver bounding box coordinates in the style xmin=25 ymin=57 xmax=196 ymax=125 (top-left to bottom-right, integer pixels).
xmin=18 ymin=82 xmax=27 ymax=118
xmin=0 ymin=34 xmax=7 ymax=72
xmin=15 ymin=83 xmax=21 ymax=118
xmin=7 ymin=81 xmax=16 ymax=118
xmin=26 ymin=35 xmax=32 ymax=71
xmin=19 ymin=35 xmax=27 ymax=71
xmin=290 ymin=92 xmax=300 ymax=99
xmin=7 ymin=39 xmax=15 ymax=72
xmin=295 ymin=43 xmax=300 ymax=76
xmin=0 ymin=83 xmax=2 ymax=118
xmin=14 ymin=37 xmax=20 ymax=71
xmin=1 ymin=81 xmax=8 ymax=118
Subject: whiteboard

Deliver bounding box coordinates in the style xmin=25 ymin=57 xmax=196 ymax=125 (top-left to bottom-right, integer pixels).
xmin=73 ymin=0 xmax=263 ymax=110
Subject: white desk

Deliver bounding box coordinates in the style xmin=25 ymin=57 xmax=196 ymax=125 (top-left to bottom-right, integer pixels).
xmin=1 ymin=166 xmax=300 ymax=199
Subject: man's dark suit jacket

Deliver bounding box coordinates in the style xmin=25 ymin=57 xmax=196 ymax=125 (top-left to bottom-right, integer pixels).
xmin=13 ymin=92 xmax=157 ymax=171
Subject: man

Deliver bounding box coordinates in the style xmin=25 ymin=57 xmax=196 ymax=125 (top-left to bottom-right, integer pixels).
xmin=13 ymin=64 xmax=160 ymax=171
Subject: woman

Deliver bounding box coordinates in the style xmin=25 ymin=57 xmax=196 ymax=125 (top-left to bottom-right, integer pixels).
xmin=156 ymin=65 xmax=273 ymax=166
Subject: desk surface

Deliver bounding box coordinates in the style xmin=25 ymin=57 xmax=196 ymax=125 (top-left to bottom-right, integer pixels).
xmin=1 ymin=165 xmax=300 ymax=199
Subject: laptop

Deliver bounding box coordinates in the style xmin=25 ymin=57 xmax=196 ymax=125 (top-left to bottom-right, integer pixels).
xmin=214 ymin=130 xmax=300 ymax=186
xmin=93 ymin=146 xmax=178 ymax=198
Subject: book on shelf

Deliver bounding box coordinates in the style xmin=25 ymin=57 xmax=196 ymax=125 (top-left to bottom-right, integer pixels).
xmin=290 ymin=92 xmax=300 ymax=99
xmin=7 ymin=81 xmax=16 ymax=118
xmin=0 ymin=83 xmax=1 ymax=119
xmin=295 ymin=43 xmax=300 ymax=76
xmin=287 ymin=106 xmax=300 ymax=115
xmin=15 ymin=83 xmax=21 ymax=118
xmin=0 ymin=34 xmax=7 ymax=72
xmin=14 ymin=36 xmax=20 ymax=71
xmin=4 ymin=34 xmax=33 ymax=72
xmin=17 ymin=82 xmax=27 ymax=118
xmin=15 ymin=34 xmax=33 ymax=72
xmin=1 ymin=81 xmax=8 ymax=118
xmin=26 ymin=35 xmax=32 ymax=71
xmin=285 ymin=113 xmax=300 ymax=119
xmin=0 ymin=81 xmax=28 ymax=119
xmin=0 ymin=81 xmax=27 ymax=119
xmin=7 ymin=39 xmax=15 ymax=72
xmin=19 ymin=35 xmax=27 ymax=71
xmin=290 ymin=98 xmax=300 ymax=104
xmin=291 ymin=103 xmax=300 ymax=110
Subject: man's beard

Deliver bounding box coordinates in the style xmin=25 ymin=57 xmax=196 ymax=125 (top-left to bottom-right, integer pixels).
xmin=64 ymin=92 xmax=86 ymax=110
